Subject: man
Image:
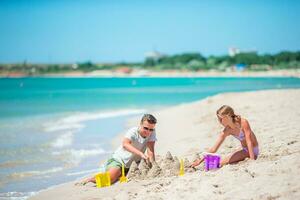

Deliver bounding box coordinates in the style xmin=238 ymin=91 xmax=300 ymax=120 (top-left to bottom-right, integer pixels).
xmin=81 ymin=114 xmax=157 ymax=184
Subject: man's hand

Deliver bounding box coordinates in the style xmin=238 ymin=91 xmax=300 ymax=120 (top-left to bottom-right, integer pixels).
xmin=140 ymin=152 xmax=149 ymax=160
xmin=190 ymin=158 xmax=201 ymax=168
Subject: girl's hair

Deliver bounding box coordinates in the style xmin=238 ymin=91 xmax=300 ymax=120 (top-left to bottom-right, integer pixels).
xmin=217 ymin=105 xmax=241 ymax=124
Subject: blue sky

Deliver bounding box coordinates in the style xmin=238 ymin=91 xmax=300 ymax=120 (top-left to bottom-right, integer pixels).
xmin=0 ymin=0 xmax=300 ymax=63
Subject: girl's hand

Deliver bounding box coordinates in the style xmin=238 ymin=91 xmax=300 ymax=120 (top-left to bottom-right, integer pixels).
xmin=190 ymin=158 xmax=201 ymax=167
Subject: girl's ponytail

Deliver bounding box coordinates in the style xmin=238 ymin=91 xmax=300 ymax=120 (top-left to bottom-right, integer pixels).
xmin=232 ymin=114 xmax=241 ymax=124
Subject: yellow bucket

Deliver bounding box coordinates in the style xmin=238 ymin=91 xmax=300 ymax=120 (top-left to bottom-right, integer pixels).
xmin=95 ymin=172 xmax=111 ymax=188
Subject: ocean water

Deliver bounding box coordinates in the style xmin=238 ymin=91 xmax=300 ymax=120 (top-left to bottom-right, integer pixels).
xmin=0 ymin=77 xmax=300 ymax=199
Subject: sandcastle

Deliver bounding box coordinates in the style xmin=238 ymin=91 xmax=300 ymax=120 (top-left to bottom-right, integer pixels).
xmin=126 ymin=151 xmax=197 ymax=181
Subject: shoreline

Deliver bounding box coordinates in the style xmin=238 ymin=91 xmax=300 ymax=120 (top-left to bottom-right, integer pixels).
xmin=1 ymin=69 xmax=300 ymax=78
xmin=29 ymin=88 xmax=300 ymax=200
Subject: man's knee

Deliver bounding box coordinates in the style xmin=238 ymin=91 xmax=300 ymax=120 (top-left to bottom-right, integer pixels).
xmin=108 ymin=167 xmax=121 ymax=183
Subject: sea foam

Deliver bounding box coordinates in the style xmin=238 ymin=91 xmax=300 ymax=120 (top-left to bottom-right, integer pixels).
xmin=0 ymin=191 xmax=37 ymax=200
xmin=52 ymin=147 xmax=109 ymax=165
xmin=51 ymin=131 xmax=73 ymax=148
xmin=43 ymin=109 xmax=146 ymax=133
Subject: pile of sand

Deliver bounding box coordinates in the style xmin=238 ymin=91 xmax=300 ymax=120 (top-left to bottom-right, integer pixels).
xmin=126 ymin=151 xmax=200 ymax=181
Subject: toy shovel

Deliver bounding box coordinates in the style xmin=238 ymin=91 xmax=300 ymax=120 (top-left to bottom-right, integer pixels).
xmin=179 ymin=159 xmax=184 ymax=176
xmin=119 ymin=163 xmax=128 ymax=183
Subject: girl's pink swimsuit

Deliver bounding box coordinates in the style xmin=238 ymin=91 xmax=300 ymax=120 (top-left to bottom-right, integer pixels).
xmin=233 ymin=131 xmax=259 ymax=157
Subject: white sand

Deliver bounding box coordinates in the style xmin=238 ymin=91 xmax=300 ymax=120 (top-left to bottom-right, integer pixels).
xmin=30 ymin=89 xmax=300 ymax=200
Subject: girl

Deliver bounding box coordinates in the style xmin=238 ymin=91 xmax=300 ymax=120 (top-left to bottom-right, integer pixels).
xmin=191 ymin=105 xmax=259 ymax=167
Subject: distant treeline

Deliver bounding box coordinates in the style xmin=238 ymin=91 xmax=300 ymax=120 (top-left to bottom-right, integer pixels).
xmin=144 ymin=51 xmax=300 ymax=71
xmin=0 ymin=51 xmax=299 ymax=75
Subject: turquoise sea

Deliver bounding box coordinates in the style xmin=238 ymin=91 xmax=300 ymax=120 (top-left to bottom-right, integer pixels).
xmin=0 ymin=77 xmax=300 ymax=199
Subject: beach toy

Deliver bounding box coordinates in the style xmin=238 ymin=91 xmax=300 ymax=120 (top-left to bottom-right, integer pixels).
xmin=95 ymin=171 xmax=111 ymax=188
xmin=204 ymin=153 xmax=220 ymax=171
xmin=179 ymin=159 xmax=184 ymax=176
xmin=119 ymin=163 xmax=128 ymax=183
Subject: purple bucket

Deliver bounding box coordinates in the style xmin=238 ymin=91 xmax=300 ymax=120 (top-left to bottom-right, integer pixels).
xmin=204 ymin=153 xmax=220 ymax=171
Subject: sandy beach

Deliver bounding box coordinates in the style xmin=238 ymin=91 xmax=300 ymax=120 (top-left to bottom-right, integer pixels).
xmin=29 ymin=89 xmax=300 ymax=200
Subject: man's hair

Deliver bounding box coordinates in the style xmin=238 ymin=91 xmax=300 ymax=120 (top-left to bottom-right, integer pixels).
xmin=141 ymin=114 xmax=157 ymax=124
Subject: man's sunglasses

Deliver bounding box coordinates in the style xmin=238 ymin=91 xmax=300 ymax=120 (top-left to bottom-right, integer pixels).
xmin=143 ymin=127 xmax=155 ymax=132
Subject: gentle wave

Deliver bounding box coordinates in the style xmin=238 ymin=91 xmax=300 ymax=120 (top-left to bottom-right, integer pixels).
xmin=68 ymin=148 xmax=107 ymax=158
xmin=43 ymin=109 xmax=146 ymax=133
xmin=44 ymin=123 xmax=84 ymax=132
xmin=51 ymin=131 xmax=73 ymax=148
xmin=0 ymin=160 xmax=30 ymax=169
xmin=0 ymin=191 xmax=37 ymax=200
xmin=57 ymin=109 xmax=146 ymax=124
xmin=2 ymin=148 xmax=107 ymax=189
xmin=66 ymin=168 xmax=99 ymax=176
xmin=7 ymin=167 xmax=65 ymax=180
xmin=52 ymin=148 xmax=109 ymax=165
xmin=45 ymin=109 xmax=146 ymax=149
